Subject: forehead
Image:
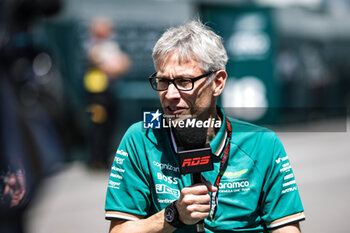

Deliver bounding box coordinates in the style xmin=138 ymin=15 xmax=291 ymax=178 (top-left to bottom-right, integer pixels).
xmin=156 ymin=51 xmax=202 ymax=75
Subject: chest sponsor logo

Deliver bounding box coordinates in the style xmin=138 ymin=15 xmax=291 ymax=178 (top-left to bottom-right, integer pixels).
xmin=157 ymin=198 xmax=175 ymax=204
xmin=153 ymin=161 xmax=179 ymax=173
xmin=156 ymin=184 xmax=180 ymax=198
xmin=219 ymin=168 xmax=251 ymax=193
xmin=219 ymin=179 xmax=250 ymax=193
xmin=157 ymin=172 xmax=179 ymax=185
xmin=222 ymin=169 xmax=248 ymax=179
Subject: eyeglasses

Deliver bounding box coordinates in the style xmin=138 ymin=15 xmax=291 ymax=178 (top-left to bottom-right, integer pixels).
xmin=149 ymin=70 xmax=217 ymax=91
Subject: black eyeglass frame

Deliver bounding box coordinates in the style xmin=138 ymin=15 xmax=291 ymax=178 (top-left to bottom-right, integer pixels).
xmin=148 ymin=70 xmax=217 ymax=91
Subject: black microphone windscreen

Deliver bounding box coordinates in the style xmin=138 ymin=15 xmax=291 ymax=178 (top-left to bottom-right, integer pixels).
xmin=175 ymin=120 xmax=208 ymax=150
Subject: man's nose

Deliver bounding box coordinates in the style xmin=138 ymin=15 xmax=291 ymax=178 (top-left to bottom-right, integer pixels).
xmin=165 ymin=82 xmax=181 ymax=99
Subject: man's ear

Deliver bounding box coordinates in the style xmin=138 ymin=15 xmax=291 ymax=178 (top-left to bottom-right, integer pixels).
xmin=212 ymin=70 xmax=228 ymax=97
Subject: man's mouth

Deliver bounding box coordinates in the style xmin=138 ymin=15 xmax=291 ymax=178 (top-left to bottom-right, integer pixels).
xmin=166 ymin=106 xmax=187 ymax=115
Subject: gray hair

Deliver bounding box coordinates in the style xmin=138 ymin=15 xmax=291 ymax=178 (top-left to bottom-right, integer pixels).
xmin=152 ymin=20 xmax=228 ymax=76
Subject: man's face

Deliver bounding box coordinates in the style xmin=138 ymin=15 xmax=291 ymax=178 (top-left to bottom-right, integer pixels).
xmin=156 ymin=52 xmax=217 ymax=121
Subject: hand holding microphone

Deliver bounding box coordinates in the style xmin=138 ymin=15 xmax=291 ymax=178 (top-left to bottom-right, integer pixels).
xmin=175 ymin=125 xmax=215 ymax=232
xmin=175 ymin=180 xmax=217 ymax=227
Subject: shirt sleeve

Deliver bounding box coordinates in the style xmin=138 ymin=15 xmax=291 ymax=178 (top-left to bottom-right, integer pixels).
xmin=105 ymin=123 xmax=151 ymax=220
xmin=260 ymin=133 xmax=305 ymax=229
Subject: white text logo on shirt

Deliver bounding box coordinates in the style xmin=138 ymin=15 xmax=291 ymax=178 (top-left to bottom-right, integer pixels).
xmin=219 ymin=179 xmax=251 ymax=193
xmin=156 ymin=184 xmax=180 ymax=198
xmin=153 ymin=161 xmax=179 ymax=173
xmin=157 ymin=172 xmax=179 ymax=185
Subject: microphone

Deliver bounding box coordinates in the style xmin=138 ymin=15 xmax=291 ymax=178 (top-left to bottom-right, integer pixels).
xmin=176 ymin=124 xmax=214 ymax=232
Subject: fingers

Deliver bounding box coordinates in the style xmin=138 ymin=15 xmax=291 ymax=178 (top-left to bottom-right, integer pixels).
xmin=176 ymin=182 xmax=217 ymax=225
xmin=181 ymin=192 xmax=211 ymax=206
xmin=182 ymin=181 xmax=218 ymax=195
xmin=10 ymin=193 xmax=21 ymax=207
xmin=10 ymin=184 xmax=26 ymax=208
xmin=3 ymin=173 xmax=27 ymax=208
xmin=3 ymin=184 xmax=10 ymax=196
xmin=3 ymin=174 xmax=15 ymax=196
xmin=7 ymin=174 xmax=16 ymax=186
xmin=181 ymin=184 xmax=211 ymax=196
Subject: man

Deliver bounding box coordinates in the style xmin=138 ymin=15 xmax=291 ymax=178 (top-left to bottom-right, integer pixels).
xmin=84 ymin=17 xmax=130 ymax=169
xmin=105 ymin=20 xmax=305 ymax=232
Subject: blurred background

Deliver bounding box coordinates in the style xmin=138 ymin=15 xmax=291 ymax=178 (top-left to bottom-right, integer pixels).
xmin=0 ymin=0 xmax=349 ymax=233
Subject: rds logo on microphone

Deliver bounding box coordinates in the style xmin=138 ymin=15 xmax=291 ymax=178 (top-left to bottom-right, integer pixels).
xmin=181 ymin=156 xmax=211 ymax=167
xmin=178 ymin=148 xmax=213 ymax=174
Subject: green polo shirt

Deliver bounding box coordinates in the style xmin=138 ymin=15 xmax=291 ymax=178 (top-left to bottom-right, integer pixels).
xmin=105 ymin=108 xmax=305 ymax=232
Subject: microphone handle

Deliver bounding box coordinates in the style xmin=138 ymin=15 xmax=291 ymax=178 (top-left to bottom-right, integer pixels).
xmin=191 ymin=172 xmax=205 ymax=232
xmin=191 ymin=172 xmax=202 ymax=184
